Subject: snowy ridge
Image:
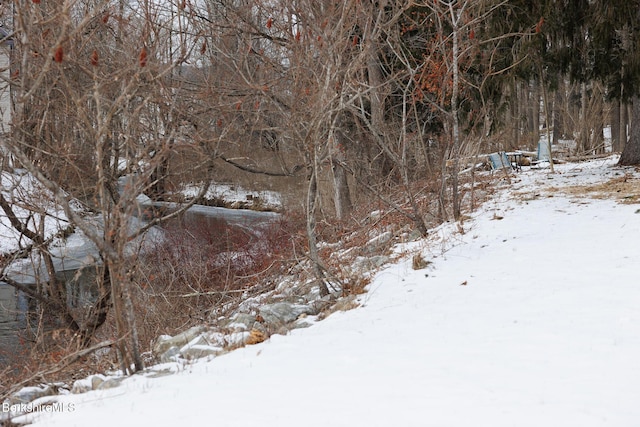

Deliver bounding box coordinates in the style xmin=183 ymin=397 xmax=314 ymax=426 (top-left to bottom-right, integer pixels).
xmin=18 ymin=156 xmax=640 ymax=426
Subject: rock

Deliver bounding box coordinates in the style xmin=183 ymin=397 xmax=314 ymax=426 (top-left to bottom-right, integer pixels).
xmin=152 ymin=325 xmax=207 ymax=357
xmin=71 ymin=374 xmax=107 ymax=394
xmin=178 ymin=334 xmax=222 ymax=360
xmin=183 ymin=334 xmax=209 ymax=348
xmin=363 ymin=231 xmax=393 ymax=254
xmin=159 ymin=346 xmax=180 ymax=363
xmin=91 ymin=375 xmax=106 ymax=390
xmin=407 ymin=228 xmax=424 ymax=242
xmin=7 ymin=385 xmax=56 ymax=405
xmin=258 ymin=302 xmax=315 ymax=327
xmin=368 ymin=210 xmax=382 ymax=222
xmin=292 ymin=318 xmax=314 ymax=329
xmin=351 ymin=255 xmax=389 ymax=273
xmin=226 ymin=313 xmax=257 ymax=331
xmin=71 ymin=379 xmax=92 ymax=395
xmin=180 ymin=345 xmax=220 ymax=360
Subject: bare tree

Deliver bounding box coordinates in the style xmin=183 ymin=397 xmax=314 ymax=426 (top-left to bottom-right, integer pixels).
xmin=3 ymin=0 xmax=212 ymax=374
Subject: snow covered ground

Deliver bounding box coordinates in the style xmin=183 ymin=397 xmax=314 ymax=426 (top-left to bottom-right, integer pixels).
xmin=18 ymin=156 xmax=640 ymax=426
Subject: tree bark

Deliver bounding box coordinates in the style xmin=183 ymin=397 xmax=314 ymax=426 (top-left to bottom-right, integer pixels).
xmin=552 ymin=77 xmax=564 ymax=144
xmin=611 ymin=99 xmax=621 ymax=152
xmin=306 ymin=164 xmax=330 ymax=297
xmin=618 ymin=95 xmax=640 ymax=165
xmin=332 ymin=155 xmax=352 ymax=221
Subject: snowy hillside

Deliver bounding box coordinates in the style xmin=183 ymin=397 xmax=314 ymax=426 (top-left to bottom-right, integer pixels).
xmin=17 ymin=156 xmax=640 ymax=426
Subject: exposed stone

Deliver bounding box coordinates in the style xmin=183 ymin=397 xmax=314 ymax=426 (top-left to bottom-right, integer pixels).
xmin=7 ymin=385 xmax=56 ymax=405
xmin=368 ymin=210 xmax=382 ymax=223
xmin=152 ymin=325 xmax=207 ymax=357
xmin=159 ymin=346 xmax=181 ymax=363
xmin=226 ymin=313 xmax=257 ymax=331
xmin=407 ymin=228 xmax=424 ymax=242
xmin=292 ymin=318 xmax=314 ymax=329
xmin=180 ymin=345 xmax=221 ymax=360
xmin=364 ymin=231 xmax=393 ymax=254
xmin=71 ymin=379 xmax=92 ymax=395
xmin=351 ymin=255 xmax=390 ymax=273
xmin=91 ymin=374 xmax=106 ymax=390
xmin=258 ymin=302 xmax=315 ymax=327
xmin=70 ymin=374 xmax=106 ymax=394
xmin=183 ymin=334 xmax=209 ymax=348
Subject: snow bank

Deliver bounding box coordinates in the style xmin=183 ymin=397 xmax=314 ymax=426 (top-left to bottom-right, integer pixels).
xmin=19 ymin=156 xmax=640 ymax=426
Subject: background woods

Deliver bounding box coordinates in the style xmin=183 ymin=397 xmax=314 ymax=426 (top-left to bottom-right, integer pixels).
xmin=1 ymin=0 xmax=640 ymax=380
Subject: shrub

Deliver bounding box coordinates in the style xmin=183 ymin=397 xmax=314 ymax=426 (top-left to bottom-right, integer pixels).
xmin=129 ymin=212 xmax=304 ymax=347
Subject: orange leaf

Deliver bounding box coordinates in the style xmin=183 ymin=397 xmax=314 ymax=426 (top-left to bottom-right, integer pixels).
xmin=54 ymin=45 xmax=64 ymax=63
xmin=200 ymin=39 xmax=207 ymax=55
xmin=295 ymin=30 xmax=301 ymax=41
xmin=90 ymin=50 xmax=99 ymax=67
xmin=139 ymin=47 xmax=147 ymax=67
xmin=266 ymin=17 xmax=273 ymax=29
xmin=535 ymin=17 xmax=544 ymax=34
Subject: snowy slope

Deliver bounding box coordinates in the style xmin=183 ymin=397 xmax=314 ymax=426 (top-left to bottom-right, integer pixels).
xmin=21 ymin=157 xmax=640 ymax=426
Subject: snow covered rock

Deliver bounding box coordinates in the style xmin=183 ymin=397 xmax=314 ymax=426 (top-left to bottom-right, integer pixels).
xmin=178 ymin=335 xmax=222 ymax=360
xmin=152 ymin=325 xmax=207 ymax=357
xmin=226 ymin=313 xmax=258 ymax=331
xmin=363 ymin=231 xmax=393 ymax=254
xmin=71 ymin=374 xmax=107 ymax=394
xmin=5 ymin=385 xmax=56 ymax=405
xmin=159 ymin=346 xmax=180 ymax=363
xmin=258 ymin=302 xmax=315 ymax=327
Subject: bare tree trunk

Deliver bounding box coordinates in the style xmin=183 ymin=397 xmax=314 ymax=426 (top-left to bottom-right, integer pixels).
xmin=531 ymin=79 xmax=540 ymax=147
xmin=552 ymin=76 xmax=564 ymax=144
xmin=620 ymin=101 xmax=628 ymax=151
xmin=331 ymin=119 xmax=352 ymax=221
xmin=508 ymin=80 xmax=520 ymax=149
xmin=306 ymin=163 xmax=329 ymax=297
xmin=578 ymin=82 xmax=589 ymax=154
xmin=611 ymin=99 xmax=621 ymax=152
xmin=367 ymin=40 xmax=386 ymax=137
xmin=591 ymin=86 xmax=604 ymax=154
xmin=619 ymin=95 xmax=640 ymax=165
xmin=449 ymin=3 xmax=462 ymax=220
